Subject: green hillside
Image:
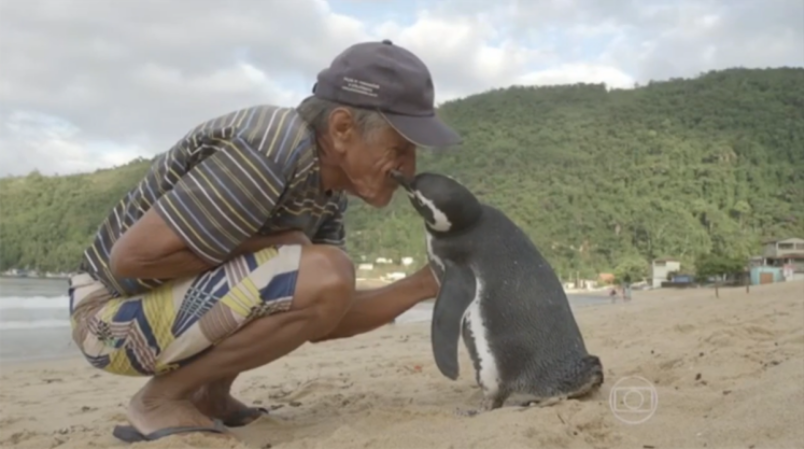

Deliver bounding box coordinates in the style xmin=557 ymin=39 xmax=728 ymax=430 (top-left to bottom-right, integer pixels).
xmin=2 ymin=68 xmax=803 ymax=278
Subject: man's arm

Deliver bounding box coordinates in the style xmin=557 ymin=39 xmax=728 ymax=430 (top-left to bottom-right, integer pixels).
xmin=110 ymin=137 xmax=289 ymax=280
xmin=307 ymin=197 xmax=439 ymax=341
xmin=312 ymin=265 xmax=439 ymax=342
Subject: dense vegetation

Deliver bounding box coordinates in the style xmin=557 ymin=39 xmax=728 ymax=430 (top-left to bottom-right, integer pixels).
xmin=2 ymin=68 xmax=803 ymax=279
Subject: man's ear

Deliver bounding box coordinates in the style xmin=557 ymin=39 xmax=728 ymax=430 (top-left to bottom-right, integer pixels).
xmin=328 ymin=108 xmax=356 ymax=155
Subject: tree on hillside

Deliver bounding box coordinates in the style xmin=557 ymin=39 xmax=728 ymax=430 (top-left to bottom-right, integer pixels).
xmin=613 ymin=255 xmax=649 ymax=284
xmin=694 ymin=253 xmax=747 ymax=298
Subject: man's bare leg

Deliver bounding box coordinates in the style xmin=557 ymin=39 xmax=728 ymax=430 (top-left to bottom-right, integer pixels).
xmin=126 ymin=245 xmax=356 ymax=435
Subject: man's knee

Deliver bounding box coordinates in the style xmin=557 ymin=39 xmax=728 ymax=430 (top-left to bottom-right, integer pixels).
xmin=293 ymin=244 xmax=356 ymax=321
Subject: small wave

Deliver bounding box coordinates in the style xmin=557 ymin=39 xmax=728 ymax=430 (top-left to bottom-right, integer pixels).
xmin=0 ymin=296 xmax=69 ymax=310
xmin=0 ymin=319 xmax=71 ymax=330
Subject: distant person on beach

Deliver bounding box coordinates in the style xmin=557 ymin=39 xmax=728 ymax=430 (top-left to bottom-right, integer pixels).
xmin=621 ymin=274 xmax=633 ymax=302
xmin=68 ymin=40 xmax=460 ymax=441
xmin=609 ymin=287 xmax=618 ymax=303
xmin=622 ymin=283 xmax=633 ymax=302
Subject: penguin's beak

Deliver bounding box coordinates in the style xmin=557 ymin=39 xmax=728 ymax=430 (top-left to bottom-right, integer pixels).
xmin=390 ymin=169 xmax=412 ymax=192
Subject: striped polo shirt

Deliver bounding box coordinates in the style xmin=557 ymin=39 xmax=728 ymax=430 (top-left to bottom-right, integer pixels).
xmin=80 ymin=105 xmax=347 ymax=298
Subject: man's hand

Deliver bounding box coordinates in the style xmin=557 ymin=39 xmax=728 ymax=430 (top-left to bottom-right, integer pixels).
xmin=406 ymin=264 xmax=440 ymax=300
xmin=311 ymin=262 xmax=440 ymax=343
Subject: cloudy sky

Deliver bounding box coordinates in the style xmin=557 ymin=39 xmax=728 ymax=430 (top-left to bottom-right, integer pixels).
xmin=1 ymin=0 xmax=802 ymax=177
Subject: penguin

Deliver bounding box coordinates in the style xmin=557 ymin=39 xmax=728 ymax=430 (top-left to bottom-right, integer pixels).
xmin=390 ymin=170 xmax=604 ymax=414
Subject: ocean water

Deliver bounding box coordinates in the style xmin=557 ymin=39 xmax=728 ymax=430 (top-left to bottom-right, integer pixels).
xmin=0 ymin=277 xmax=77 ymax=363
xmin=0 ymin=277 xmax=608 ymax=363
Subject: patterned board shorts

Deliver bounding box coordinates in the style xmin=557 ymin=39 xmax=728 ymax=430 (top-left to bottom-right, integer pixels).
xmin=69 ymin=245 xmax=302 ymax=377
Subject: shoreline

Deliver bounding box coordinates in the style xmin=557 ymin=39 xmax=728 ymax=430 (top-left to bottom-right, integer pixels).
xmin=0 ymin=351 xmax=82 ymax=367
xmin=0 ymin=274 xmax=616 ymax=296
xmin=0 ymin=273 xmax=614 ymax=366
xmin=1 ymin=282 xmax=784 ymax=366
xmin=0 ymin=296 xmax=621 ymax=371
xmin=1 ymin=279 xmax=775 ymax=366
xmin=0 ymin=298 xmax=616 ymax=367
xmin=0 ymin=284 xmax=774 ymax=367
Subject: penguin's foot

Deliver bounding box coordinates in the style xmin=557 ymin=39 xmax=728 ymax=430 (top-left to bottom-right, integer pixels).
xmin=453 ymin=407 xmax=483 ymax=417
xmin=514 ymin=395 xmax=566 ymax=409
xmin=454 ymin=396 xmax=505 ymax=417
xmin=455 ymin=406 xmax=491 ymax=418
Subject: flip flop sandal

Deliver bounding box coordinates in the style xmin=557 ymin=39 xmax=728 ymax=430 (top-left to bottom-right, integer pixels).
xmin=112 ymin=419 xmax=227 ymax=443
xmin=222 ymin=406 xmax=269 ymax=427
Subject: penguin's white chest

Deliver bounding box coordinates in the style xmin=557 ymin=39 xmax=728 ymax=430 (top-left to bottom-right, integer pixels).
xmin=424 ymin=232 xmax=445 ymax=285
xmin=424 ymin=230 xmax=498 ymax=394
xmin=461 ymin=276 xmax=501 ymax=396
xmin=424 ymin=233 xmax=445 ymax=269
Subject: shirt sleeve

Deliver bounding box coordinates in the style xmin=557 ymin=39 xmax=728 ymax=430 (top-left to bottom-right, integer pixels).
xmin=153 ymin=137 xmax=287 ymax=265
xmin=312 ymin=194 xmax=348 ymax=248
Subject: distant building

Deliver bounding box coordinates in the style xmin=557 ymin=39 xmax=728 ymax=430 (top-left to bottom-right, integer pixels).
xmin=749 ymin=266 xmax=785 ymax=285
xmin=756 ymin=237 xmax=804 ymax=274
xmin=598 ymin=273 xmax=615 ymax=284
xmin=651 ymin=258 xmax=681 ymax=288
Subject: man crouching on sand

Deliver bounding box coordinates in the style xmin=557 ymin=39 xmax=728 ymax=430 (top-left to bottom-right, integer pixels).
xmin=68 ymin=40 xmax=460 ymax=443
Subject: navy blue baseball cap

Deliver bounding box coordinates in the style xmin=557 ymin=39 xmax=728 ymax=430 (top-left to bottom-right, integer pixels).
xmin=313 ymin=40 xmax=462 ymax=148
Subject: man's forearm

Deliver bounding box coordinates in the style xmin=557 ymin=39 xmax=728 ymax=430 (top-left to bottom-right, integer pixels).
xmin=111 ymin=248 xmax=213 ymax=280
xmin=112 ymin=231 xmax=310 ymax=280
xmin=313 ymin=269 xmax=437 ymax=342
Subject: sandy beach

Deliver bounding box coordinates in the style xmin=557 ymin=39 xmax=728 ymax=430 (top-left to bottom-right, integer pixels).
xmin=1 ymin=281 xmax=802 ymax=449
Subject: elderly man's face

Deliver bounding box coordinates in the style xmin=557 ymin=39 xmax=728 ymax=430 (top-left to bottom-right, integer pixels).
xmin=329 ymin=109 xmax=417 ymax=207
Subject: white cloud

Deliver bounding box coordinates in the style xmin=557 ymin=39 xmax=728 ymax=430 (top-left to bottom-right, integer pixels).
xmin=0 ymin=111 xmax=147 ymax=176
xmin=0 ymin=0 xmax=801 ymax=176
xmin=518 ymin=64 xmax=635 ymax=89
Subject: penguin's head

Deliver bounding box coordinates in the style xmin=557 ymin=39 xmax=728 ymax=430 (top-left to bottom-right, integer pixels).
xmin=390 ymin=170 xmax=482 ymax=234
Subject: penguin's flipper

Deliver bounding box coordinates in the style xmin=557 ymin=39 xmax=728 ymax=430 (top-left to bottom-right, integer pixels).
xmin=431 ymin=259 xmax=476 ymax=380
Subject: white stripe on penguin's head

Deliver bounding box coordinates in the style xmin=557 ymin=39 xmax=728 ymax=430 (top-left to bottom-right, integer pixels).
xmin=414 ymin=190 xmax=452 ymax=232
